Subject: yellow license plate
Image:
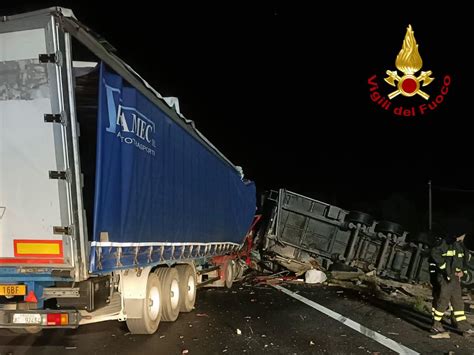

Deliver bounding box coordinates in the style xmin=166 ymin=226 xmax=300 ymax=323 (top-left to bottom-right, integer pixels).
xmin=0 ymin=284 xmax=26 ymax=296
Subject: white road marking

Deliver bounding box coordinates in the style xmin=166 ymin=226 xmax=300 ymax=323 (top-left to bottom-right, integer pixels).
xmin=273 ymin=285 xmax=419 ymax=355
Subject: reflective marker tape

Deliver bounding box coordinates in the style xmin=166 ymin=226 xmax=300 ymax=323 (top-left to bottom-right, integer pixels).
xmin=14 ymin=240 xmax=63 ymax=257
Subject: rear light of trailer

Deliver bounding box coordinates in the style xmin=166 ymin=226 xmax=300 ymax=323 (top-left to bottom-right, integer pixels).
xmin=45 ymin=313 xmax=69 ymax=326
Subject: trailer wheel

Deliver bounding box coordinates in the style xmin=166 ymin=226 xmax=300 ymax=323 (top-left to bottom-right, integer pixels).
xmin=155 ymin=267 xmax=180 ymax=322
xmin=225 ymin=260 xmax=234 ymax=289
xmin=406 ymin=231 xmax=433 ymax=246
xmin=374 ymin=221 xmax=404 ymax=237
xmin=175 ymin=264 xmax=196 ymax=312
xmin=126 ymin=272 xmax=162 ymax=334
xmin=345 ymin=211 xmax=374 ymax=226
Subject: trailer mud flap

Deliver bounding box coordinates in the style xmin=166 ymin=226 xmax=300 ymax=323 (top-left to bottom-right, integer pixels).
xmin=119 ymin=267 xmax=152 ymax=319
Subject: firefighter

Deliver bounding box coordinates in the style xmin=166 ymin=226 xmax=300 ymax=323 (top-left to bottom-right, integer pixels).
xmin=430 ymin=230 xmax=474 ymax=337
xmin=428 ymin=253 xmax=441 ymax=319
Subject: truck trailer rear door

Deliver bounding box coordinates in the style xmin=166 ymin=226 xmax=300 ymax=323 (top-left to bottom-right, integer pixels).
xmin=0 ymin=9 xmax=87 ymax=280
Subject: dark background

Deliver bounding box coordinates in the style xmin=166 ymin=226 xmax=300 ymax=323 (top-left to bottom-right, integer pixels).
xmin=2 ymin=1 xmax=473 ymax=232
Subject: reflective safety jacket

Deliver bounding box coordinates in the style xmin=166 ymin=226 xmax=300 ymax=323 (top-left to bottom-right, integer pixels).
xmin=430 ymin=240 xmax=468 ymax=280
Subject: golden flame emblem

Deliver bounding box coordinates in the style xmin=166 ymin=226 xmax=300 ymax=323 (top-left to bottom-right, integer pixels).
xmin=384 ymin=25 xmax=434 ymax=100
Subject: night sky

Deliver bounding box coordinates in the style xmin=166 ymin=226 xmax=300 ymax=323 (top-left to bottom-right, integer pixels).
xmin=3 ymin=2 xmax=474 ymax=231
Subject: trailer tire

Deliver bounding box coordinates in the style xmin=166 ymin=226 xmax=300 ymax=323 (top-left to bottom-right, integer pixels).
xmin=155 ymin=267 xmax=181 ymax=322
xmin=175 ymin=264 xmax=196 ymax=313
xmin=374 ymin=221 xmax=404 ymax=237
xmin=126 ymin=273 xmax=162 ymax=334
xmin=225 ymin=260 xmax=234 ymax=289
xmin=406 ymin=231 xmax=433 ymax=246
xmin=345 ymin=211 xmax=374 ymax=227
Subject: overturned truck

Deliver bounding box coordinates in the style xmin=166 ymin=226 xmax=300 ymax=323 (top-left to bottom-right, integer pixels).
xmin=257 ymin=189 xmax=474 ymax=287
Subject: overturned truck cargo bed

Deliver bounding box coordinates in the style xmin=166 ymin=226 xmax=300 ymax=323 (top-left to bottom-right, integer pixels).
xmin=257 ymin=189 xmax=474 ymax=286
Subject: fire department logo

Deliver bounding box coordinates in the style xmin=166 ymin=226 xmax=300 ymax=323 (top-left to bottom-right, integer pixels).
xmin=384 ymin=25 xmax=433 ymax=100
xmin=368 ymin=24 xmax=451 ymax=117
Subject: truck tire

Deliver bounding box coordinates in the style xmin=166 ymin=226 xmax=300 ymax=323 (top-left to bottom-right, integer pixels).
xmin=345 ymin=211 xmax=374 ymax=226
xmin=126 ymin=273 xmax=162 ymax=334
xmin=175 ymin=264 xmax=196 ymax=313
xmin=405 ymin=231 xmax=432 ymax=246
xmin=155 ymin=267 xmax=180 ymax=322
xmin=225 ymin=260 xmax=234 ymax=289
xmin=374 ymin=221 xmax=404 ymax=237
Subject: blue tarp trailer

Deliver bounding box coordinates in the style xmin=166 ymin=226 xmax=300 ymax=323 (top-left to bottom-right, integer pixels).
xmin=90 ymin=63 xmax=256 ymax=273
xmin=0 ymin=7 xmax=255 ymax=334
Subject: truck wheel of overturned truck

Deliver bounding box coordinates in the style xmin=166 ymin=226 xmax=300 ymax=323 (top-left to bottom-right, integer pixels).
xmin=225 ymin=260 xmax=234 ymax=289
xmin=374 ymin=221 xmax=404 ymax=237
xmin=345 ymin=211 xmax=374 ymax=227
xmin=175 ymin=264 xmax=196 ymax=312
xmin=126 ymin=273 xmax=162 ymax=334
xmin=155 ymin=267 xmax=181 ymax=322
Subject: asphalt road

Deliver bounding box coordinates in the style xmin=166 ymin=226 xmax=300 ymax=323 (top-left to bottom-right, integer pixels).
xmin=0 ymin=282 xmax=473 ymax=355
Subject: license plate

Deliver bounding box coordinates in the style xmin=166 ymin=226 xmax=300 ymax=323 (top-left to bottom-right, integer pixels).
xmin=0 ymin=284 xmax=26 ymax=296
xmin=13 ymin=313 xmax=42 ymax=325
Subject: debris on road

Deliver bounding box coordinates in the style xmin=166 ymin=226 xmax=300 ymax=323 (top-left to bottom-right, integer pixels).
xmin=305 ymin=269 xmax=327 ymax=284
xmin=430 ymin=332 xmax=450 ymax=339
